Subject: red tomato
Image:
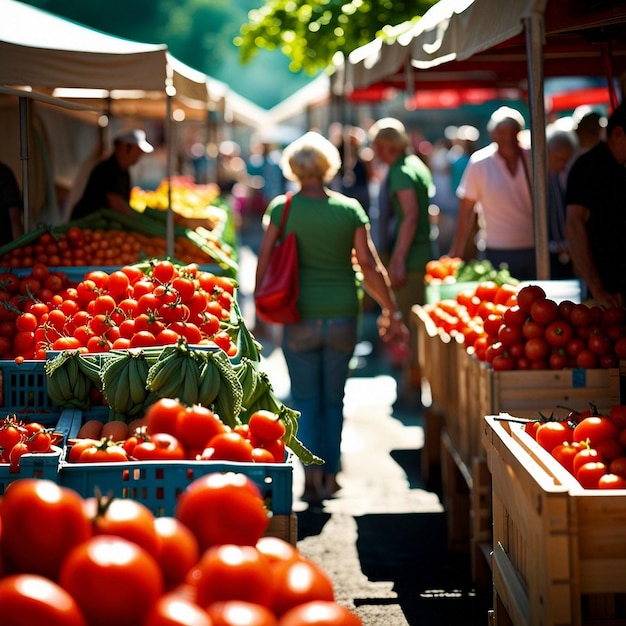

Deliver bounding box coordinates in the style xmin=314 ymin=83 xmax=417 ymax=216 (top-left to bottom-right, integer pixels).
xmin=549 ymin=350 xmax=568 ymax=370
xmin=491 ymin=353 xmax=516 ymax=371
xmin=573 ymin=416 xmax=620 ymax=446
xmin=202 ymin=432 xmax=254 ymax=462
xmin=576 ymin=461 xmax=608 ymax=489
xmin=524 ymin=420 xmax=540 ymax=440
xmin=206 ymin=600 xmax=278 ymax=626
xmin=133 ymin=433 xmax=186 ymax=461
xmin=529 ymin=297 xmax=559 ymax=325
xmin=0 ymin=574 xmax=87 ymax=626
xmin=544 ymin=320 xmax=573 ymax=348
xmin=597 ymin=473 xmax=626 ymax=489
xmin=152 ymin=260 xmax=177 ymax=284
xmin=145 ymin=397 xmax=186 ymax=437
xmin=524 ymin=337 xmax=550 ymax=362
xmin=497 ymin=324 xmax=523 ymax=348
xmin=1 ymin=479 xmax=92 ymax=580
xmin=483 ymin=313 xmax=503 ymax=339
xmin=587 ymin=332 xmax=612 ymax=356
xmin=535 ymin=421 xmax=574 ymax=453
xmin=59 ymin=536 xmax=164 ymax=626
xmin=175 ymin=472 xmax=269 ymax=551
xmin=569 ymin=303 xmax=593 ymax=328
xmin=521 ymin=319 xmax=546 ymax=341
xmin=154 ymin=517 xmax=200 ymax=591
xmin=576 ymin=349 xmax=598 ymax=369
xmin=614 ymin=336 xmax=626 ymax=359
xmin=85 ymin=496 xmax=161 ymax=555
xmin=594 ymin=437 xmax=626 ymax=463
xmin=255 ymin=536 xmax=301 ymax=569
xmin=176 ymin=404 xmax=229 ymax=455
xmin=248 ymin=410 xmax=287 ymax=444
xmin=279 ymin=601 xmax=363 ymax=626
xmin=191 ymin=544 xmax=273 ymax=608
xmin=270 ymin=557 xmax=335 ymax=617
xmin=572 ymin=447 xmax=602 ymax=475
xmin=516 ymin=284 xmax=546 ymax=314
xmin=144 ymin=593 xmax=212 ymax=626
xmin=494 ymin=283 xmax=518 ymax=307
xmin=609 ymin=405 xmax=626 ymax=429
xmin=251 ymin=447 xmax=277 ymax=463
xmin=551 ymin=441 xmax=584 ymax=474
xmin=502 ymin=304 xmax=528 ymax=327
xmin=609 ymin=456 xmax=626 ymax=479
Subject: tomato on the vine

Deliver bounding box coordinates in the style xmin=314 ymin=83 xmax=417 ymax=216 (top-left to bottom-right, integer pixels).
xmin=535 ymin=420 xmax=573 ymax=453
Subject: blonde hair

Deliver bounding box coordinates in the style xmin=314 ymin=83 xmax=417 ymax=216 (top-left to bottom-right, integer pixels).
xmin=368 ymin=117 xmax=409 ymax=151
xmin=280 ymin=131 xmax=342 ymax=183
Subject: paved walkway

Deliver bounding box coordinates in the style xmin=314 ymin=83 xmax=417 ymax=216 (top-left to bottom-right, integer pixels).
xmin=236 ymin=222 xmax=493 ymax=626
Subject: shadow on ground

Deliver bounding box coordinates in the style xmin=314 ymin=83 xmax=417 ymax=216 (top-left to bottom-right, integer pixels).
xmin=355 ymin=513 xmax=492 ymax=626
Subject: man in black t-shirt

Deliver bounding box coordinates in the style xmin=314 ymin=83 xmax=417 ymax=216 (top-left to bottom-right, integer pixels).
xmin=0 ymin=162 xmax=24 ymax=246
xmin=71 ymin=129 xmax=154 ymax=220
xmin=565 ymin=103 xmax=626 ymax=308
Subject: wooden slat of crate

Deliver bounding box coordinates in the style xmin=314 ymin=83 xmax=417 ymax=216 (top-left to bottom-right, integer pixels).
xmin=491 ymin=368 xmax=620 ymax=420
xmin=265 ymin=512 xmax=298 ymax=545
xmin=412 ymin=305 xmax=451 ymax=415
xmin=484 ymin=415 xmax=626 ymax=626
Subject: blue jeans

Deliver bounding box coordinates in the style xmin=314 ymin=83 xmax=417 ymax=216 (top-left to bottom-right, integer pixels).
xmin=282 ymin=318 xmax=358 ymax=474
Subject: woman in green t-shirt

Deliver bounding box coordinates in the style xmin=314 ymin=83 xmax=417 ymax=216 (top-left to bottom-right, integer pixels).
xmin=255 ymin=131 xmax=409 ymax=503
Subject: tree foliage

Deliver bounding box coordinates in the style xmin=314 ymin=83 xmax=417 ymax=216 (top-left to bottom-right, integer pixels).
xmin=235 ymin=0 xmax=437 ymax=74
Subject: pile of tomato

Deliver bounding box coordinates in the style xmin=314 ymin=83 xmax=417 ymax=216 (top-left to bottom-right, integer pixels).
xmin=425 ymin=282 xmax=626 ymax=370
xmin=67 ymin=400 xmax=287 ymax=465
xmin=424 ymin=255 xmax=463 ymax=283
xmin=0 ymin=473 xmax=362 ymax=625
xmin=524 ymin=404 xmax=626 ymax=489
xmin=0 ymin=259 xmax=238 ymax=360
xmin=0 ymin=414 xmax=62 ymax=472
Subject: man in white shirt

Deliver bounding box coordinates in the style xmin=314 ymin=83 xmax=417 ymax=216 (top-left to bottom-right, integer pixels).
xmin=449 ymin=106 xmax=535 ymax=280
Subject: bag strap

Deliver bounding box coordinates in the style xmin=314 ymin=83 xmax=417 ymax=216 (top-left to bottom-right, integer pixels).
xmin=276 ymin=192 xmax=293 ymax=240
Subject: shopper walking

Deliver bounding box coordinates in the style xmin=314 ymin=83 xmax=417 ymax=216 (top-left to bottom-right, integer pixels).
xmin=254 ymin=131 xmax=409 ymax=503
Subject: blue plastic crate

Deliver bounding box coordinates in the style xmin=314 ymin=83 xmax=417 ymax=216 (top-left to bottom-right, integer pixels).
xmin=0 ymin=448 xmax=63 ymax=495
xmin=58 ymin=459 xmax=293 ymax=517
xmin=0 ymin=359 xmax=54 ymax=414
xmin=57 ymin=408 xmax=293 ymax=516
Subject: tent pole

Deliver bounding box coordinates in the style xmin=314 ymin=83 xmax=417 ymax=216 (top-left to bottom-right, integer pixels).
xmin=165 ymin=93 xmax=174 ymax=259
xmin=18 ymin=96 xmax=30 ymax=233
xmin=525 ymin=11 xmax=550 ymax=280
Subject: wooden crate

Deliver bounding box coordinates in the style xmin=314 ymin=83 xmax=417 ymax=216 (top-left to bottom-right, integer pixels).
xmin=482 ymin=415 xmax=626 ymax=626
xmin=459 ymin=358 xmax=620 ymax=470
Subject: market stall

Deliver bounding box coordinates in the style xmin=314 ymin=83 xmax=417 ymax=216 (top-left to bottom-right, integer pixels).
xmin=0 ymin=0 xmax=220 ymax=256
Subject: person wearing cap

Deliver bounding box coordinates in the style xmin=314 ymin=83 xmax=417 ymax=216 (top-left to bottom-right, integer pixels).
xmin=565 ymin=102 xmax=626 ymax=308
xmin=70 ymin=129 xmax=154 ymax=220
xmin=449 ymin=106 xmax=535 ymax=280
